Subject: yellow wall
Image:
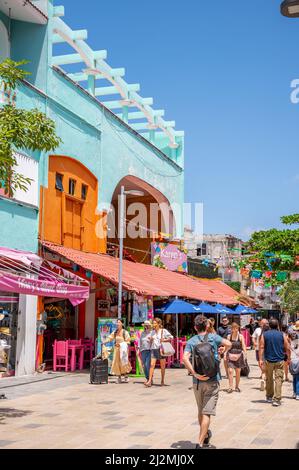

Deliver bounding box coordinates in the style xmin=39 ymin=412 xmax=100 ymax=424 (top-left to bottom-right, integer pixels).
xmin=39 ymin=155 xmax=106 ymax=253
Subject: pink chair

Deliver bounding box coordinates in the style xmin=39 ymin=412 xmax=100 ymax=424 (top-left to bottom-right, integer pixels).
xmin=53 ymin=340 xmax=69 ymax=372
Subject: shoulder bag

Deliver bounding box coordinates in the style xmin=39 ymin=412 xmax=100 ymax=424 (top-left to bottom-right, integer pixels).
xmin=160 ymin=329 xmax=175 ymax=357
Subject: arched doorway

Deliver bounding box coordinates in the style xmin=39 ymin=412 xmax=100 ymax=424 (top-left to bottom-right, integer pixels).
xmin=108 ymin=175 xmax=175 ymax=264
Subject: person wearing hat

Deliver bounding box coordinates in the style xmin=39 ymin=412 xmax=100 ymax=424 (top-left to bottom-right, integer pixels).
xmin=137 ymin=320 xmax=152 ymax=383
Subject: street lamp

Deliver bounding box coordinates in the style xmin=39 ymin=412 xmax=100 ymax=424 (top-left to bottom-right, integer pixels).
xmin=117 ymin=185 xmax=144 ymax=319
xmin=281 ymin=0 xmax=299 ymax=18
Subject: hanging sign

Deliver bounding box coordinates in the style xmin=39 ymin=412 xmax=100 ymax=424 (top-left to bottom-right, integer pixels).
xmin=0 ymin=271 xmax=89 ymax=306
xmin=151 ymin=242 xmax=188 ymax=273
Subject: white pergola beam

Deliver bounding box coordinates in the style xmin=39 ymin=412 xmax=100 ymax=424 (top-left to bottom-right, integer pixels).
xmin=95 ymin=83 xmax=140 ymax=97
xmin=130 ymin=122 xmax=150 ymax=131
xmin=53 ymin=6 xmax=65 ymax=17
xmin=116 ymin=109 xmax=165 ymax=120
xmin=52 ymin=50 xmax=107 ymax=66
xmin=52 ymin=29 xmax=88 ymax=44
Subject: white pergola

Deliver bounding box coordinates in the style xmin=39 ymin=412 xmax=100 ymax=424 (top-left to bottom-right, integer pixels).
xmin=51 ymin=5 xmax=184 ymax=149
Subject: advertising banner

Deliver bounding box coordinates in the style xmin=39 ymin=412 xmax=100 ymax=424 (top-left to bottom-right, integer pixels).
xmin=151 ymin=242 xmax=188 ymax=273
xmin=0 ymin=271 xmax=89 ymax=306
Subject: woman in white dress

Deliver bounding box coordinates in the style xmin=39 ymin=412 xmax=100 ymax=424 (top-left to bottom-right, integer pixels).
xmin=105 ymin=319 xmax=132 ymax=383
xmin=144 ymin=317 xmax=173 ymax=387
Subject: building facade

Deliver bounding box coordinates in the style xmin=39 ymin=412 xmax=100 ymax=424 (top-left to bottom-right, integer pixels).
xmin=184 ymin=227 xmax=243 ymax=282
xmin=0 ymin=0 xmax=185 ymax=376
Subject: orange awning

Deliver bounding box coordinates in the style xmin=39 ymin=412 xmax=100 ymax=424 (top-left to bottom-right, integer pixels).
xmin=41 ymin=241 xmax=240 ymax=305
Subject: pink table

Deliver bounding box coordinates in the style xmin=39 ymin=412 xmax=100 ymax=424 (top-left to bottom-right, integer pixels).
xmin=179 ymin=340 xmax=187 ymax=364
xmin=68 ymin=344 xmax=84 ymax=371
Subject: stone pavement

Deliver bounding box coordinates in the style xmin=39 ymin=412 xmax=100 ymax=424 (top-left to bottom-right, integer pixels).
xmin=0 ymin=351 xmax=298 ymax=449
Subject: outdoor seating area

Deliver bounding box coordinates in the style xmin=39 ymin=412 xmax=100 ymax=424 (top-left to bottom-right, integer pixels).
xmin=53 ymin=338 xmax=94 ymax=372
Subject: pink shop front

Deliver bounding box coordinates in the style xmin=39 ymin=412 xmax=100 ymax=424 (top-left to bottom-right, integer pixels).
xmin=0 ymin=247 xmax=89 ymax=378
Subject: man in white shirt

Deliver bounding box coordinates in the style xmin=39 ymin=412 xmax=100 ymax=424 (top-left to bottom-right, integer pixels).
xmin=252 ymin=318 xmax=269 ymax=388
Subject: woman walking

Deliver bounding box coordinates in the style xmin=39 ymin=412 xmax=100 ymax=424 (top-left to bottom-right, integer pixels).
xmin=105 ymin=319 xmax=132 ymax=383
xmin=137 ymin=320 xmax=152 ymax=383
xmin=144 ymin=317 xmax=173 ymax=387
xmin=227 ymin=322 xmax=247 ymax=393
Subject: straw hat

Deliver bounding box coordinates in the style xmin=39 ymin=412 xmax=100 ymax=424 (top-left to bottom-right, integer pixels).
xmin=142 ymin=320 xmax=151 ymax=327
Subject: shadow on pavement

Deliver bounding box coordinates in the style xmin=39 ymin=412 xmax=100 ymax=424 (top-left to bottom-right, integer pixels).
xmin=0 ymin=407 xmax=32 ymax=424
xmin=171 ymin=440 xmax=196 ymax=449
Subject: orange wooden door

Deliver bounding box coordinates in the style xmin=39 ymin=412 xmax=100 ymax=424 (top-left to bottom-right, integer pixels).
xmin=64 ymin=198 xmax=82 ymax=249
xmin=73 ymin=202 xmax=81 ymax=250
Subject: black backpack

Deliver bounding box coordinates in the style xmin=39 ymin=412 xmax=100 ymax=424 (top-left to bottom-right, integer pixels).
xmin=193 ymin=334 xmax=219 ymax=378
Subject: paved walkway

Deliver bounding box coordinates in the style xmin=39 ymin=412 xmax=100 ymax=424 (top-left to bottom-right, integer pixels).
xmin=0 ymin=351 xmax=298 ymax=449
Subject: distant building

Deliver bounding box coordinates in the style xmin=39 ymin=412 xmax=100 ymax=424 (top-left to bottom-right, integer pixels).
xmin=184 ymin=227 xmax=243 ymax=282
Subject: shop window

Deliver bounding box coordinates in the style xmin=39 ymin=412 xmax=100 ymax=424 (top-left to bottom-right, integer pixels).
xmin=81 ymin=184 xmax=88 ymax=200
xmin=68 ymin=178 xmax=76 ymax=196
xmin=55 ymin=173 xmax=64 ymax=192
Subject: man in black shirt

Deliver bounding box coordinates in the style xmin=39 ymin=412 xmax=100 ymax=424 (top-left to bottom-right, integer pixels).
xmin=217 ymin=316 xmax=231 ymax=378
xmin=217 ymin=316 xmax=231 ymax=339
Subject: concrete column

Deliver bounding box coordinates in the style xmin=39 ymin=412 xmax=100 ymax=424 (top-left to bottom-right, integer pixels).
xmin=85 ymin=293 xmax=95 ymax=340
xmin=15 ymin=294 xmax=37 ymax=377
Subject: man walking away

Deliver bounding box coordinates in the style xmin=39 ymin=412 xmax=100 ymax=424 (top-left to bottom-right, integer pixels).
xmin=217 ymin=316 xmax=231 ymax=378
xmin=183 ymin=315 xmax=231 ymax=449
xmin=259 ymin=319 xmax=290 ymax=407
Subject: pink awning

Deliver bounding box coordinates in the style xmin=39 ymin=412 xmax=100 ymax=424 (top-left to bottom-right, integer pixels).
xmin=0 ymin=246 xmax=90 ymax=306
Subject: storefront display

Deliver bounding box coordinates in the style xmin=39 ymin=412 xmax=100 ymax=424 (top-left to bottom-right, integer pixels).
xmin=0 ymin=293 xmax=19 ymax=377
xmin=97 ymin=318 xmax=119 ymax=372
xmin=127 ymin=326 xmax=144 ymax=377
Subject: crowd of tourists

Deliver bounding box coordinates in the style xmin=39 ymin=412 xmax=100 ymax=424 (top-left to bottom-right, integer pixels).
xmin=103 ymin=314 xmax=299 ymax=449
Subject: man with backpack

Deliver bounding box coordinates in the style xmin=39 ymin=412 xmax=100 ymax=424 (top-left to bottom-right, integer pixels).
xmin=183 ymin=315 xmax=232 ymax=449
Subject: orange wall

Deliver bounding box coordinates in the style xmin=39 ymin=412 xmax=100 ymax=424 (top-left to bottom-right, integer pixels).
xmin=39 ymin=155 xmax=106 ymax=253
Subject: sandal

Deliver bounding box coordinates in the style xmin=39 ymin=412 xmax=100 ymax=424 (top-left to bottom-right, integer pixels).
xmin=227 ymin=388 xmax=233 ymax=394
xmin=235 ymin=387 xmax=241 ymax=392
xmin=144 ymin=381 xmax=152 ymax=387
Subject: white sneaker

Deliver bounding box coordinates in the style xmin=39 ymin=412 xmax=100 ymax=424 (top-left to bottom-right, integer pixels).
xmin=124 ymin=376 xmax=129 ymax=383
xmin=272 ymin=401 xmax=281 ymax=407
xmin=296 ymin=396 xmax=299 ymax=401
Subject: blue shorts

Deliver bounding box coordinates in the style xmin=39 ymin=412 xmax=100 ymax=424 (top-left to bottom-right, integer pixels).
xmin=151 ymin=349 xmax=165 ymax=360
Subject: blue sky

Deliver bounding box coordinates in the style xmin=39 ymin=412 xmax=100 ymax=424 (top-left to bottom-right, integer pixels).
xmin=55 ymin=0 xmax=299 ymax=240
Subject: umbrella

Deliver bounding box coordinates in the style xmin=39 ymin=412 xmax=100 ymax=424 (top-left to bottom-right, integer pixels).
xmin=193 ymin=302 xmax=218 ymax=314
xmin=234 ymin=305 xmax=258 ymax=315
xmin=214 ymin=303 xmax=235 ymax=314
xmin=155 ymin=300 xmax=197 ymax=359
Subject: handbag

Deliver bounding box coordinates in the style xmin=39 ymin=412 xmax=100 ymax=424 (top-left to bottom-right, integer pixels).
xmin=241 ymin=358 xmax=250 ymax=377
xmin=289 ymin=359 xmax=299 ymax=376
xmin=160 ymin=329 xmax=175 ymax=357
xmin=228 ymin=352 xmax=242 ymax=362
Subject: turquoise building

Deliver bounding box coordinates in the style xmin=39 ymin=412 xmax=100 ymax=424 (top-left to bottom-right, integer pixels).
xmin=0 ymin=0 xmax=185 ymax=254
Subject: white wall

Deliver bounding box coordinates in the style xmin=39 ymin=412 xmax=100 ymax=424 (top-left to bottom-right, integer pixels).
xmin=13 ymin=152 xmax=38 ymax=206
xmin=15 ymin=294 xmax=37 ymax=377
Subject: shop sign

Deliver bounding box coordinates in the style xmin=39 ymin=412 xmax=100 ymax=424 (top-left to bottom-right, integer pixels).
xmin=0 ymin=271 xmax=89 ymax=306
xmin=151 ymin=242 xmax=188 ymax=272
xmin=97 ymin=299 xmax=110 ymax=311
